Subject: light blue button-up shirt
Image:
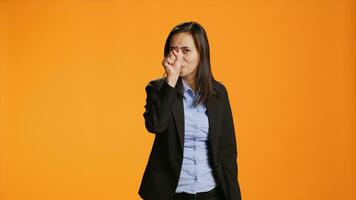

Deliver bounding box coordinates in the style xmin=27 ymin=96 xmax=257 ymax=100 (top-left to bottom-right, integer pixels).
xmin=175 ymin=79 xmax=217 ymax=194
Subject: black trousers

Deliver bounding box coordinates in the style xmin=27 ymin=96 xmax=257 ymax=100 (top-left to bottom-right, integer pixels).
xmin=171 ymin=185 xmax=226 ymax=200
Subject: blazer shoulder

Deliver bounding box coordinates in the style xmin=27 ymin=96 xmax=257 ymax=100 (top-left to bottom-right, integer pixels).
xmin=213 ymin=80 xmax=228 ymax=97
xmin=145 ymin=77 xmax=166 ymax=92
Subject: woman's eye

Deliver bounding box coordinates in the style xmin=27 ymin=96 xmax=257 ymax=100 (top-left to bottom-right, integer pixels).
xmin=183 ymin=49 xmax=190 ymax=53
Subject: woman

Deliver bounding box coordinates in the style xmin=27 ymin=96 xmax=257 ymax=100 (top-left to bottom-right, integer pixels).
xmin=138 ymin=21 xmax=242 ymax=200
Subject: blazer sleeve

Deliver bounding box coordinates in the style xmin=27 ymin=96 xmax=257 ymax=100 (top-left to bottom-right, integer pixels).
xmin=143 ymin=78 xmax=179 ymax=134
xmin=221 ymin=85 xmax=238 ymax=161
xmin=220 ymin=84 xmax=242 ymax=200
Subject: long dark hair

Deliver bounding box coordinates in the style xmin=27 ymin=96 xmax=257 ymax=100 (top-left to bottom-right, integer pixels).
xmin=163 ymin=21 xmax=217 ymax=107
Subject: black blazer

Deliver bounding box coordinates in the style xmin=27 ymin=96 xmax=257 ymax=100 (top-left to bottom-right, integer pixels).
xmin=138 ymin=77 xmax=242 ymax=200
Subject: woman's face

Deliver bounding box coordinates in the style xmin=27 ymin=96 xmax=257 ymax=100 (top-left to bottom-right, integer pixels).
xmin=169 ymin=32 xmax=200 ymax=80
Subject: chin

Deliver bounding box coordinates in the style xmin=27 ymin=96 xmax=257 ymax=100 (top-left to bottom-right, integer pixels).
xmin=179 ymin=73 xmax=186 ymax=78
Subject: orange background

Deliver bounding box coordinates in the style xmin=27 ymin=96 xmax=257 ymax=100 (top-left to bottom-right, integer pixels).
xmin=0 ymin=0 xmax=355 ymax=200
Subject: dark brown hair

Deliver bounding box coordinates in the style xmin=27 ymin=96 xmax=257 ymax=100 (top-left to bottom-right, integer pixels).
xmin=163 ymin=21 xmax=217 ymax=107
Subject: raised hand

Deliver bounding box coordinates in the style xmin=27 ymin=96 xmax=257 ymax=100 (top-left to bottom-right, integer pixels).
xmin=161 ymin=44 xmax=183 ymax=87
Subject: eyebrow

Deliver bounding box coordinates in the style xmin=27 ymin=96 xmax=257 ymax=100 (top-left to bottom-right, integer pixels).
xmin=170 ymin=46 xmax=190 ymax=49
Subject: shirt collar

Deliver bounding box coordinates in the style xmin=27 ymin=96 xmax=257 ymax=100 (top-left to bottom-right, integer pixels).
xmin=182 ymin=79 xmax=201 ymax=96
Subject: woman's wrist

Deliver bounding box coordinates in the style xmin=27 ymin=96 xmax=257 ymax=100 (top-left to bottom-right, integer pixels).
xmin=165 ymin=76 xmax=179 ymax=88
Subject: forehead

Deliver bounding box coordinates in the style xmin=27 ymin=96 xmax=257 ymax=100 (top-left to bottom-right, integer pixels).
xmin=170 ymin=32 xmax=195 ymax=48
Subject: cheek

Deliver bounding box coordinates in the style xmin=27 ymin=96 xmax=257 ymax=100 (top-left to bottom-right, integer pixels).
xmin=184 ymin=54 xmax=199 ymax=65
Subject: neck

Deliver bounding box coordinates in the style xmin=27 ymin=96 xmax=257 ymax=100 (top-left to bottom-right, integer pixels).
xmin=183 ymin=77 xmax=196 ymax=92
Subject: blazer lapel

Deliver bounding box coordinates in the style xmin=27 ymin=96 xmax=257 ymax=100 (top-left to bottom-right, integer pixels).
xmin=206 ymin=92 xmax=221 ymax=157
xmin=172 ymin=78 xmax=185 ymax=151
xmin=172 ymin=79 xmax=221 ymax=155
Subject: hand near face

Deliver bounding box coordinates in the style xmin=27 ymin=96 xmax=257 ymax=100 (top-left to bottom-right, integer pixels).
xmin=161 ymin=44 xmax=184 ymax=83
